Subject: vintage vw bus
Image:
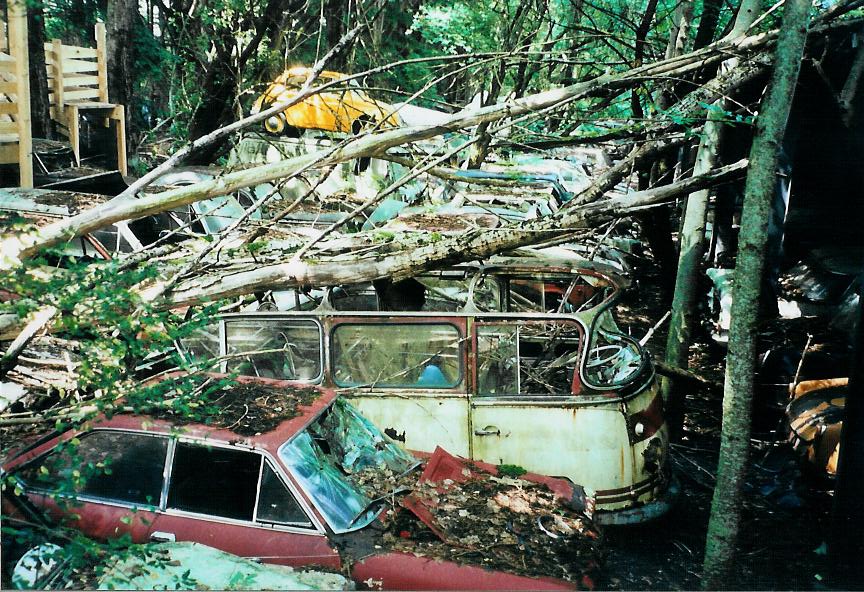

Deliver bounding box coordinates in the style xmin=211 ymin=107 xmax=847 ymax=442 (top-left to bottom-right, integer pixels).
xmin=180 ymin=260 xmax=674 ymax=524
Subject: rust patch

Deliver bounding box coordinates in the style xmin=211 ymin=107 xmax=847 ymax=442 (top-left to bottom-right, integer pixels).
xmin=384 ymin=427 xmax=406 ymax=442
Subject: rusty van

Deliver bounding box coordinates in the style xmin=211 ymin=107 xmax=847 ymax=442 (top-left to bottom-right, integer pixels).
xmin=180 ymin=258 xmax=675 ymax=524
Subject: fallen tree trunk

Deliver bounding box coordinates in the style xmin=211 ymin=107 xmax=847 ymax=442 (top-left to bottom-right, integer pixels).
xmin=154 ymin=159 xmax=747 ymax=307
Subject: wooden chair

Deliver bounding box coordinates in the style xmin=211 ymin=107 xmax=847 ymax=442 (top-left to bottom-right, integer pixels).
xmin=0 ymin=6 xmax=34 ymax=188
xmin=45 ymin=23 xmax=126 ymax=175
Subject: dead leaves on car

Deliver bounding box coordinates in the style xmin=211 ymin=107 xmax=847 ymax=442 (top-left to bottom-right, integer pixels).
xmin=356 ymin=459 xmax=602 ymax=587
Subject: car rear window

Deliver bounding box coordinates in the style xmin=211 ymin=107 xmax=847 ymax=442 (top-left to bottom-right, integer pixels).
xmin=331 ymin=323 xmax=462 ymax=388
xmin=257 ymin=461 xmax=312 ymax=527
xmin=17 ymin=430 xmax=168 ymax=506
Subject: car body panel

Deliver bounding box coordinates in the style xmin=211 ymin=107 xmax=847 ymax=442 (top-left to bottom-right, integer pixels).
xmin=144 ymin=512 xmax=341 ymax=568
xmin=251 ymin=67 xmax=400 ymax=134
xmin=352 ymin=552 xmax=575 ymax=591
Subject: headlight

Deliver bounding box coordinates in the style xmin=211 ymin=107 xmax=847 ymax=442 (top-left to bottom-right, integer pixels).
xmin=264 ymin=115 xmax=285 ymax=134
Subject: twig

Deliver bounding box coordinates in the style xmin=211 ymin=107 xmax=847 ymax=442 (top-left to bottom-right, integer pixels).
xmin=640 ymin=310 xmax=671 ymax=346
xmin=226 ymin=404 xmax=250 ymax=430
xmin=790 ymin=333 xmax=813 ymax=394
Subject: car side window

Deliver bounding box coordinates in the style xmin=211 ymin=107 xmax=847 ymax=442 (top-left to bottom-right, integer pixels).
xmin=256 ymin=461 xmax=313 ymax=528
xmin=17 ymin=431 xmax=168 ymax=507
xmin=167 ymin=443 xmax=260 ymax=521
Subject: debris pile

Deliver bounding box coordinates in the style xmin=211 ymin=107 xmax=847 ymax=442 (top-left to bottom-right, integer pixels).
xmin=148 ymin=379 xmax=322 ymax=436
xmin=356 ymin=450 xmax=602 ymax=587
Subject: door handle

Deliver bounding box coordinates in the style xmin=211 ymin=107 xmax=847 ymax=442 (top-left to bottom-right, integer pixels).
xmin=150 ymin=531 xmax=176 ymax=543
xmin=474 ymin=426 xmax=500 ymax=436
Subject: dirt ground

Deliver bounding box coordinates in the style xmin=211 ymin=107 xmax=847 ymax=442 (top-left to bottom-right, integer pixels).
xmin=602 ymin=255 xmax=841 ymax=591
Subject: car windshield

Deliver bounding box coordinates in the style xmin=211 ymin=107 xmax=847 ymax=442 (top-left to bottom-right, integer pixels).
xmin=279 ymin=399 xmax=418 ymax=533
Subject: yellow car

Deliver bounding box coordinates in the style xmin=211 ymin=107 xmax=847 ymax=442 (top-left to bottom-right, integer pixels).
xmin=250 ymin=67 xmax=400 ymax=136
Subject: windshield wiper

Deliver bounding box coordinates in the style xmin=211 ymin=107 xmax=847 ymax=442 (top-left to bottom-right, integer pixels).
xmin=346 ymin=495 xmax=390 ymax=529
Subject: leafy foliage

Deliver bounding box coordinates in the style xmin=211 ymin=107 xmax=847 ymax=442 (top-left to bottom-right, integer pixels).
xmin=0 ymin=244 xmax=229 ymax=579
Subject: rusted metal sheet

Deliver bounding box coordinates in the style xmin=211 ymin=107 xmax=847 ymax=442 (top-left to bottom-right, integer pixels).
xmin=787 ymin=378 xmax=847 ymax=477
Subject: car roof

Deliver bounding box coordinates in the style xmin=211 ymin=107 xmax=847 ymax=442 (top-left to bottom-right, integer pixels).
xmin=81 ymin=377 xmax=339 ymax=453
xmin=282 ymin=66 xmax=346 ymax=81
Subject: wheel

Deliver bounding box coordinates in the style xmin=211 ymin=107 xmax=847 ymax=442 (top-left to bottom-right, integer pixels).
xmin=262 ymin=112 xmax=302 ymax=138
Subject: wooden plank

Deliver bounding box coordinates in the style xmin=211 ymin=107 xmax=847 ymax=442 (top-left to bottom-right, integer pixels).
xmin=0 ymin=121 xmax=19 ymax=134
xmin=63 ymin=88 xmax=100 ymax=101
xmin=95 ymin=23 xmax=108 ymax=102
xmin=59 ymin=58 xmax=97 ymax=74
xmin=0 ymin=81 xmax=16 ymax=94
xmin=8 ymin=0 xmax=31 ymax=188
xmin=65 ymin=101 xmax=114 ymax=109
xmin=60 ymin=45 xmax=98 ymax=59
xmin=112 ymin=104 xmax=127 ymax=175
xmin=62 ymin=74 xmax=99 ymax=87
xmin=0 ymin=61 xmax=14 ymax=73
xmin=0 ymin=103 xmax=18 ymax=115
xmin=0 ymin=144 xmax=19 ymax=165
xmin=50 ymin=39 xmax=63 ymax=118
xmin=68 ymin=103 xmax=80 ymax=167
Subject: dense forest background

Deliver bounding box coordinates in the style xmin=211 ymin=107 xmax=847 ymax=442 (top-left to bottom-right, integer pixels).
xmin=36 ymin=0 xmax=758 ymax=161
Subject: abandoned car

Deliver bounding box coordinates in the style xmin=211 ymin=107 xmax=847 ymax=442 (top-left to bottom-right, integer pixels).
xmin=2 ymin=379 xmax=600 ymax=590
xmin=179 ymin=260 xmax=675 ymax=524
xmin=250 ymin=67 xmax=400 ymax=136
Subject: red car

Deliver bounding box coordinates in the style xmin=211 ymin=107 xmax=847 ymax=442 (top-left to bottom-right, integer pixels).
xmin=2 ymin=377 xmax=600 ymax=590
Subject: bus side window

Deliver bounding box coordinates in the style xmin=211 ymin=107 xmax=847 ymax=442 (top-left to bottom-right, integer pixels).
xmin=476 ymin=325 xmax=519 ymax=396
xmin=476 ymin=322 xmax=582 ymax=396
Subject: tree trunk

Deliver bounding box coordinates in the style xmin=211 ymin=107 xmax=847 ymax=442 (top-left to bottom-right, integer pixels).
xmin=692 ymin=0 xmax=721 ymax=50
xmin=630 ymin=0 xmax=659 ymax=120
xmin=662 ymin=0 xmax=760 ymax=409
xmin=106 ymin=0 xmax=139 ymax=138
xmin=0 ymin=159 xmax=746 ymax=340
xmin=701 ymin=0 xmax=811 ymax=587
xmin=27 ymin=2 xmax=51 ymax=139
xmin=639 ymin=0 xmax=692 ymax=303
xmin=185 ymin=0 xmax=302 ymax=163
xmin=467 ymin=1 xmax=532 ymax=168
